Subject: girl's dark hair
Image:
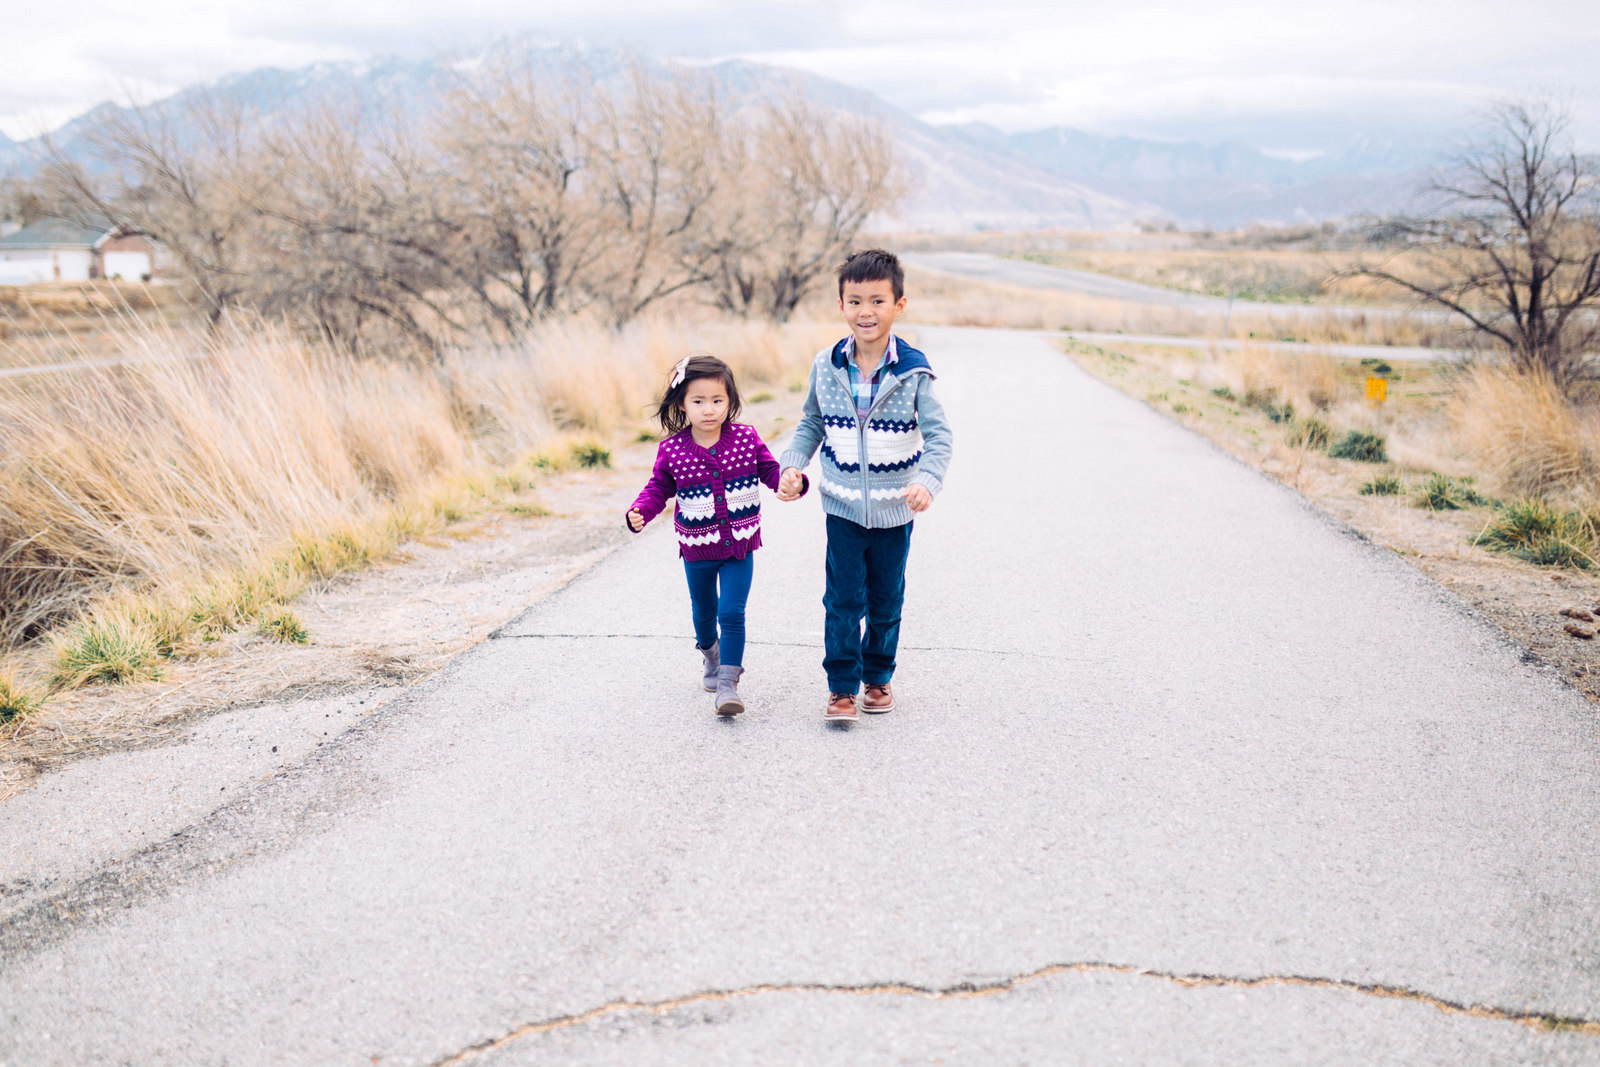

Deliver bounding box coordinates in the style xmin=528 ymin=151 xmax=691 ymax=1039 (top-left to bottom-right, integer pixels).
xmin=655 ymin=353 xmax=742 ymax=434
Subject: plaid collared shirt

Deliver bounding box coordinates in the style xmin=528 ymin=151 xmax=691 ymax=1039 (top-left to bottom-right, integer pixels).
xmin=841 ymin=334 xmax=899 ymax=418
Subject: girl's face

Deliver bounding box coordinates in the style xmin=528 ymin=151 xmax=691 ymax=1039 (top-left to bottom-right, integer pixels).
xmin=681 ymin=377 xmax=729 ymax=434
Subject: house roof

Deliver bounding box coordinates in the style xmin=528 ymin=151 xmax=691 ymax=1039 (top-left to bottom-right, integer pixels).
xmin=0 ymin=217 xmax=115 ymax=250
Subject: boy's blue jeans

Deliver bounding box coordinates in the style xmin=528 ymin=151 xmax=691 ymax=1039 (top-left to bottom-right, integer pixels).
xmin=823 ymin=515 xmax=913 ymax=694
xmin=684 ymin=555 xmax=754 ymax=668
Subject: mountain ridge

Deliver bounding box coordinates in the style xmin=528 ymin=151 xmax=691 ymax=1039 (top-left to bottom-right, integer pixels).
xmin=0 ymin=40 xmax=1436 ymax=230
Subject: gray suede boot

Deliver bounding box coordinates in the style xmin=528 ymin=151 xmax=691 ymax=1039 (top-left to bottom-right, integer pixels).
xmin=698 ymin=640 xmax=719 ymax=692
xmin=714 ymin=664 xmax=745 ymax=717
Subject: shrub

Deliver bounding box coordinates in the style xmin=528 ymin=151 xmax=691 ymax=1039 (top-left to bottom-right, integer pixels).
xmin=1327 ymin=429 xmax=1389 ymax=463
xmin=1287 ymin=417 xmax=1331 ymax=449
xmin=1210 ymin=385 xmax=1236 ymax=400
xmin=1416 ymin=472 xmax=1488 ymax=511
xmin=1359 ymin=473 xmax=1403 ymax=496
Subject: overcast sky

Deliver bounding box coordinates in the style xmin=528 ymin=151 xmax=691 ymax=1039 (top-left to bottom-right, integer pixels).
xmin=4 ymin=0 xmax=1598 ymax=149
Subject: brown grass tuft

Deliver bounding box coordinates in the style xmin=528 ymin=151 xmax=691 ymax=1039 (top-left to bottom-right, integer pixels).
xmin=1449 ymin=365 xmax=1594 ymax=504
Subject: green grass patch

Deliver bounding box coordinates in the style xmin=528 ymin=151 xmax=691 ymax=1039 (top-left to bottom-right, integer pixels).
xmin=1416 ymin=472 xmax=1488 ymax=511
xmin=257 ymin=607 xmax=309 ymax=644
xmin=1359 ymin=473 xmax=1403 ymax=496
xmin=1472 ymin=499 xmax=1596 ymax=570
xmin=1209 ymin=385 xmax=1236 ymax=400
xmin=1327 ymin=429 xmax=1389 ymax=463
xmin=748 ymin=391 xmax=774 ymax=404
xmin=569 ymin=440 xmax=612 ymax=469
xmin=0 ymin=672 xmax=42 ymax=723
xmin=1287 ymin=417 xmax=1331 ymax=449
xmin=49 ymin=616 xmax=166 ymax=690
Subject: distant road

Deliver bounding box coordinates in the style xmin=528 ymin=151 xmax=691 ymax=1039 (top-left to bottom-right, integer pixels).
xmin=1059 ymin=329 xmax=1467 ymax=364
xmin=905 ymin=250 xmax=1433 ymax=322
xmin=907 ymin=251 xmax=1466 ymax=362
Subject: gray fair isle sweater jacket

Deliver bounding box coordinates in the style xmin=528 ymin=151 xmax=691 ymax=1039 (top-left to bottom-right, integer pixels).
xmin=779 ymin=335 xmax=953 ymax=529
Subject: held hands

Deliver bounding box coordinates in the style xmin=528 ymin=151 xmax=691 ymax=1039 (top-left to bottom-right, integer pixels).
xmin=627 ymin=508 xmax=646 ymax=532
xmin=776 ymin=468 xmax=805 ymax=502
xmin=904 ymin=484 xmax=933 ymax=513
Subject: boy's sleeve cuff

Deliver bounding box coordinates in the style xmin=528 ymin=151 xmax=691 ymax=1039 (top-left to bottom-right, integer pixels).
xmin=778 ymin=451 xmax=809 ymax=472
xmin=910 ymin=471 xmax=943 ymax=496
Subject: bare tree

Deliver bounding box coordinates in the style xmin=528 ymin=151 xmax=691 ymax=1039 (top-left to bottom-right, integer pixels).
xmin=701 ymin=94 xmax=905 ymax=322
xmin=250 ymin=99 xmax=477 ymax=356
xmin=433 ymin=58 xmax=604 ymax=328
xmin=1357 ymin=100 xmax=1600 ymax=386
xmin=582 ymin=63 xmax=727 ymax=326
xmin=38 ymin=96 xmax=273 ymax=324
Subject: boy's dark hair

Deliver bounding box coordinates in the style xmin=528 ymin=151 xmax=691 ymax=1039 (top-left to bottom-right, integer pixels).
xmin=655 ymin=353 xmax=742 ymax=435
xmin=837 ymin=248 xmax=904 ymax=301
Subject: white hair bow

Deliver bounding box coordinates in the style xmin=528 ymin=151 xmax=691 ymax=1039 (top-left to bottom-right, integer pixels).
xmin=669 ymin=356 xmax=691 ymax=389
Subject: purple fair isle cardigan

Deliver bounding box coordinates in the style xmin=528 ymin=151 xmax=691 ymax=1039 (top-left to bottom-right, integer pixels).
xmin=627 ymin=423 xmax=805 ymax=561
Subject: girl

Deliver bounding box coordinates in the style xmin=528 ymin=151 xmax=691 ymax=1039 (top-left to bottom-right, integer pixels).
xmin=626 ymin=354 xmax=806 ymax=716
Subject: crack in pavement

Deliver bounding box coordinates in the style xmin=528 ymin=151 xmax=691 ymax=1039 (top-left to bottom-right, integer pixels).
xmin=430 ymin=962 xmax=1600 ymax=1064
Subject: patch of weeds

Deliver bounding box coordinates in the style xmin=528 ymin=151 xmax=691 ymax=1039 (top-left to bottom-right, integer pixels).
xmin=1243 ymin=391 xmax=1295 ymax=424
xmin=1415 ymin=472 xmax=1488 ymax=511
xmin=1472 ymin=499 xmax=1596 ymax=570
xmin=1358 ymin=357 xmax=1394 ymax=377
xmin=50 ymin=616 xmax=165 ymax=689
xmin=0 ymin=672 xmax=43 ymax=723
xmin=1359 ymin=473 xmax=1403 ymax=496
xmin=257 ymin=607 xmax=309 ymax=644
xmin=1210 ymin=385 xmax=1236 ymax=400
xmin=494 ymin=469 xmax=536 ymax=493
xmin=1147 ymin=391 xmax=1169 ymax=403
xmin=1519 ymin=535 xmax=1595 ymax=569
xmin=634 ymin=429 xmax=660 ymax=443
xmin=788 ymin=378 xmax=806 ymax=393
xmin=748 ymin=391 xmax=774 ymax=404
xmin=507 ymin=501 xmax=552 ymax=518
xmin=1287 ymin=417 xmax=1331 ymax=449
xmin=569 ymin=440 xmax=612 ymax=469
xmin=1171 ymin=401 xmax=1193 ymax=415
xmin=1177 ymin=379 xmax=1192 ymax=387
xmin=1327 ymin=429 xmax=1389 ymax=463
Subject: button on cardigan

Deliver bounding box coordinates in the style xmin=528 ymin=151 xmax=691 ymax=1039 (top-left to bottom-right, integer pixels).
xmin=627 ymin=423 xmax=805 ymax=561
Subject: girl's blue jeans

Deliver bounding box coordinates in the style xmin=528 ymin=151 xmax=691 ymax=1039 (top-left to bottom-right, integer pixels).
xmin=684 ymin=554 xmax=754 ymax=668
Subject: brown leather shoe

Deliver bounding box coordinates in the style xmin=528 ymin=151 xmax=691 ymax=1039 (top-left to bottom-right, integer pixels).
xmin=824 ymin=692 xmax=859 ymax=722
xmin=861 ymin=682 xmax=895 ymax=714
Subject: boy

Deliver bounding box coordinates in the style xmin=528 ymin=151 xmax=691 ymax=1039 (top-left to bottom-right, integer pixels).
xmin=776 ymin=249 xmax=953 ymax=722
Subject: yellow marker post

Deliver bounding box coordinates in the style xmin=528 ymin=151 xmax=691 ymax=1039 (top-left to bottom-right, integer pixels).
xmin=1365 ymin=375 xmax=1388 ymax=405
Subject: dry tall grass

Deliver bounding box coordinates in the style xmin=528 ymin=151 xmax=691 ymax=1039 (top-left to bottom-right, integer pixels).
xmin=1449 ymin=366 xmax=1596 ymax=505
xmin=0 ymin=313 xmax=829 ymax=667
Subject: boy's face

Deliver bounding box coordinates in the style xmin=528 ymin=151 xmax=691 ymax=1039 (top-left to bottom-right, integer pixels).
xmin=839 ymin=278 xmax=906 ymax=348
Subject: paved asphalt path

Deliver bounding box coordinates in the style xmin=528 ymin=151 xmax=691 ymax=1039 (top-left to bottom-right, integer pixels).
xmin=4 ymin=327 xmax=1600 ymax=1065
